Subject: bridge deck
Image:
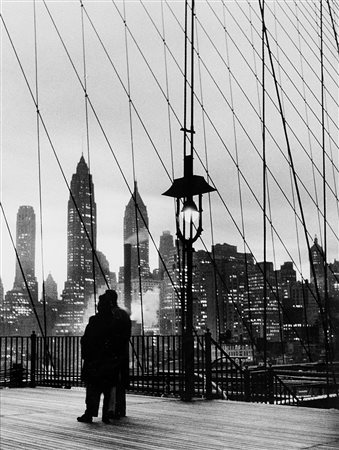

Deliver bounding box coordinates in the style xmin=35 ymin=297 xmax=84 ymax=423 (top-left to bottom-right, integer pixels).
xmin=1 ymin=387 xmax=338 ymax=449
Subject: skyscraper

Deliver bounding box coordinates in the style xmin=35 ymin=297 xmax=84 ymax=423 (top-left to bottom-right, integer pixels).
xmin=247 ymin=261 xmax=280 ymax=344
xmin=310 ymin=236 xmax=325 ymax=292
xmin=159 ymin=231 xmax=174 ymax=279
xmin=123 ymin=182 xmax=150 ymax=280
xmin=212 ymin=243 xmax=254 ymax=342
xmin=158 ymin=231 xmax=180 ymax=334
xmin=0 ymin=206 xmax=38 ymax=334
xmin=66 ymin=155 xmax=97 ymax=285
xmin=13 ymin=205 xmax=38 ymax=302
xmin=44 ymin=273 xmax=58 ymax=302
xmin=59 ymin=156 xmax=98 ymax=334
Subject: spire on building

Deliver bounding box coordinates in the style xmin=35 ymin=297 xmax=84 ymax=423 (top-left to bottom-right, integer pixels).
xmin=310 ymin=234 xmax=325 ymax=289
xmin=58 ymin=156 xmax=97 ymax=334
xmin=123 ymin=182 xmax=150 ymax=280
xmin=45 ymin=273 xmax=58 ymax=301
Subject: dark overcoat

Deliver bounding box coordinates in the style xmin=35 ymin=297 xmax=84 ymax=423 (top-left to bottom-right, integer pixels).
xmin=81 ymin=307 xmax=131 ymax=387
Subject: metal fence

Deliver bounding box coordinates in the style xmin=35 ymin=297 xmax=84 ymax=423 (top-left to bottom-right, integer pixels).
xmin=0 ymin=332 xmax=316 ymax=406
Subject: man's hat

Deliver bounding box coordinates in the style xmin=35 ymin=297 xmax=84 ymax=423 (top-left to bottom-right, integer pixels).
xmin=105 ymin=289 xmax=118 ymax=306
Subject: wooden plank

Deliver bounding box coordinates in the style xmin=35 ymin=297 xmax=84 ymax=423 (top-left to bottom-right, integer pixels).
xmin=1 ymin=387 xmax=338 ymax=449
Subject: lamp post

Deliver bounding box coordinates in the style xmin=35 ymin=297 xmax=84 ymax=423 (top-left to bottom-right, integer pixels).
xmin=163 ymin=0 xmax=215 ymax=401
xmin=163 ymin=158 xmax=215 ymax=401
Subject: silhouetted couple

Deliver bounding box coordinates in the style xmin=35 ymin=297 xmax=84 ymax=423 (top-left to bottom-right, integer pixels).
xmin=77 ymin=289 xmax=131 ymax=424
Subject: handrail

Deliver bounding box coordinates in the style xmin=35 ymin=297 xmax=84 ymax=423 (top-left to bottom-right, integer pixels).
xmin=1 ymin=333 xmax=335 ymax=407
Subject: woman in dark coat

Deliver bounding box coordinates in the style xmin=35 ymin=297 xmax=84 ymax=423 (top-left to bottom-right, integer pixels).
xmin=77 ymin=290 xmax=131 ymax=423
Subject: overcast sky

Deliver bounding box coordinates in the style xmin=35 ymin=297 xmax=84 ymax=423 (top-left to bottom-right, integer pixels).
xmin=1 ymin=0 xmax=338 ymax=295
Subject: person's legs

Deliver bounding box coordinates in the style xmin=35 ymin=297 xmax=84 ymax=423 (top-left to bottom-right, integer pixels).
xmin=102 ymin=386 xmax=115 ymax=423
xmin=116 ymin=384 xmax=126 ymax=417
xmin=77 ymin=383 xmax=101 ymax=422
xmin=85 ymin=383 xmax=102 ymax=417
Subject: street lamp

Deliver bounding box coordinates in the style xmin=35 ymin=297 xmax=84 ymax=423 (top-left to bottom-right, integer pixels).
xmin=162 ymin=0 xmax=215 ymax=401
xmin=163 ymin=155 xmax=215 ymax=401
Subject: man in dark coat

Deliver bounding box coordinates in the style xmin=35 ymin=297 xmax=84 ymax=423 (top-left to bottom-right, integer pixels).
xmin=77 ymin=290 xmax=131 ymax=423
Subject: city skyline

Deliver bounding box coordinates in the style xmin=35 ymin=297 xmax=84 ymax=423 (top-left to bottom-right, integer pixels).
xmin=1 ymin=159 xmax=336 ymax=365
xmin=1 ymin=2 xmax=338 ymax=297
xmin=1 ymin=152 xmax=338 ymax=299
xmin=2 ymin=193 xmax=336 ymax=301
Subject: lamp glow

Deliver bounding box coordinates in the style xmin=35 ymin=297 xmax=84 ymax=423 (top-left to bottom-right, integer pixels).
xmin=181 ymin=199 xmax=199 ymax=224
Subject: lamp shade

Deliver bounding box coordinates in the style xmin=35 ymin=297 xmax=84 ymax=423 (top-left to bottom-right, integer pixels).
xmin=162 ymin=175 xmax=216 ymax=199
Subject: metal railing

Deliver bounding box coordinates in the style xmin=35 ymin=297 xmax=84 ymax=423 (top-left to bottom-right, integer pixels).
xmin=2 ymin=332 xmax=334 ymax=407
xmin=0 ymin=335 xmax=31 ymax=387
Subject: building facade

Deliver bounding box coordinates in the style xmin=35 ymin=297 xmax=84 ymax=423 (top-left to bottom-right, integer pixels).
xmin=1 ymin=206 xmax=38 ymax=335
xmin=158 ymin=232 xmax=181 ymax=335
xmin=57 ymin=156 xmax=110 ymax=334
xmin=13 ymin=205 xmax=38 ymax=303
xmin=123 ymin=182 xmax=150 ymax=281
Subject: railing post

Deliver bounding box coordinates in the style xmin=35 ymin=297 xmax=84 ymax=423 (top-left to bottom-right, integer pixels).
xmin=268 ymin=365 xmax=274 ymax=404
xmin=205 ymin=329 xmax=212 ymax=400
xmin=244 ymin=367 xmax=251 ymax=402
xmin=30 ymin=331 xmax=36 ymax=388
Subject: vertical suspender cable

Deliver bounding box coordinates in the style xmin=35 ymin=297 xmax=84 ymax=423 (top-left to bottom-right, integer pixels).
xmin=271 ymin=1 xmax=285 ymax=363
xmin=295 ymin=1 xmax=321 ymax=267
xmin=122 ymin=0 xmax=145 ymax=335
xmin=190 ymin=0 xmax=195 ymax=151
xmin=222 ymin=1 xmax=254 ymax=355
xmin=180 ymin=0 xmax=189 ymax=338
xmin=295 ymin=2 xmax=323 ymax=245
xmin=80 ymin=1 xmax=98 ymax=313
xmin=33 ymin=0 xmax=47 ymax=338
xmin=257 ymin=0 xmax=329 ymax=364
xmin=161 ymin=0 xmax=178 ymax=334
xmin=320 ymin=0 xmax=331 ymax=399
xmin=260 ymin=0 xmax=267 ymax=369
xmin=196 ymin=21 xmax=220 ymax=341
xmin=183 ymin=0 xmax=188 ymax=160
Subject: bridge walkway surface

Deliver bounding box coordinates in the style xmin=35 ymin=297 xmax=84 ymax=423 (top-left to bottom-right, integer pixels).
xmin=1 ymin=387 xmax=338 ymax=449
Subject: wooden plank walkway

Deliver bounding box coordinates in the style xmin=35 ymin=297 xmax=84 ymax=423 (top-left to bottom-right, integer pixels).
xmin=1 ymin=387 xmax=338 ymax=450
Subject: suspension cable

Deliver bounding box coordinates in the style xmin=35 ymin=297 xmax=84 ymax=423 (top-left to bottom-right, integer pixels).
xmin=33 ymin=0 xmax=48 ymax=338
xmin=295 ymin=2 xmax=324 ymax=245
xmin=0 ymin=202 xmax=45 ymax=337
xmin=260 ymin=0 xmax=268 ymax=368
xmin=161 ymin=0 xmax=179 ymax=334
xmin=257 ymin=0 xmax=330 ymax=358
xmin=326 ymin=0 xmax=339 ymax=55
xmin=320 ymin=0 xmax=331 ymax=398
xmin=220 ymin=2 xmax=339 ymax=179
xmin=80 ymin=1 xmax=99 ymax=313
xmin=196 ymin=19 xmax=220 ymax=340
xmin=169 ymin=1 xmax=339 ymax=241
xmin=0 ymin=13 xmax=110 ymax=295
xmin=222 ymin=2 xmax=254 ymax=354
xmin=120 ymin=0 xmax=145 ymax=334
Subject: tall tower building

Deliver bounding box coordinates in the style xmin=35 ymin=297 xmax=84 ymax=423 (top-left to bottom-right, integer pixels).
xmin=66 ymin=155 xmax=97 ymax=285
xmin=246 ymin=261 xmax=280 ymax=344
xmin=60 ymin=156 xmax=97 ymax=334
xmin=212 ymin=243 xmax=255 ymax=342
xmin=1 ymin=206 xmax=38 ymax=334
xmin=13 ymin=205 xmax=38 ymax=302
xmin=159 ymin=231 xmax=174 ymax=279
xmin=310 ymin=236 xmax=325 ymax=291
xmin=44 ymin=273 xmax=58 ymax=302
xmin=123 ymin=182 xmax=150 ymax=280
xmin=158 ymin=232 xmax=181 ymax=334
